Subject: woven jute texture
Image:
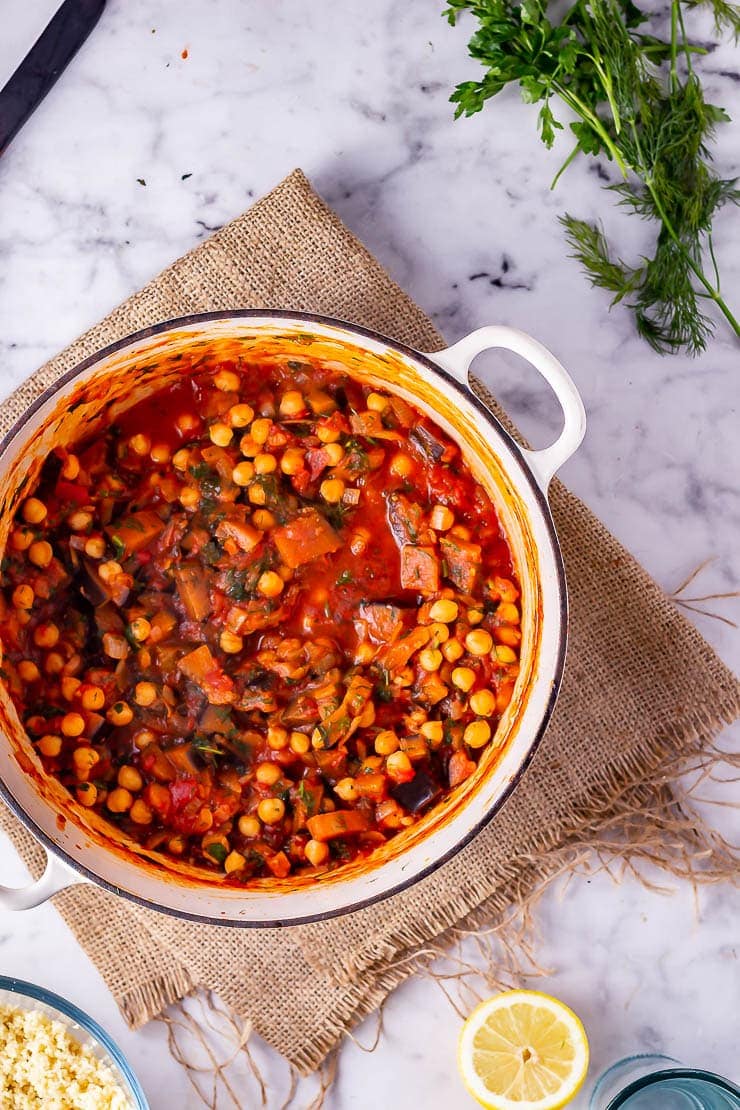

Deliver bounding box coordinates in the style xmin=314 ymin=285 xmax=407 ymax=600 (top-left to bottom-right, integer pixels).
xmin=1 ymin=170 xmax=738 ymax=1074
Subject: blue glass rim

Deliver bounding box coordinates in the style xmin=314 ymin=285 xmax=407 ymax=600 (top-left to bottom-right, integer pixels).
xmin=0 ymin=975 xmax=149 ymax=1109
xmin=606 ymin=1067 xmax=740 ymax=1109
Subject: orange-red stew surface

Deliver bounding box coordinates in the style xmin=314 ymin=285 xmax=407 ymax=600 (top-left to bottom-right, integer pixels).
xmin=0 ymin=355 xmax=521 ymax=882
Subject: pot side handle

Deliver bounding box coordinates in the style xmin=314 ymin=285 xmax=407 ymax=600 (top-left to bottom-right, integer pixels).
xmin=428 ymin=325 xmax=586 ymax=493
xmin=0 ymin=848 xmax=85 ymax=911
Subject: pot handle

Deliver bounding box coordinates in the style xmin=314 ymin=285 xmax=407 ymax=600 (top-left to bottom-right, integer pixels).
xmin=428 ymin=325 xmax=586 ymax=493
xmin=0 ymin=848 xmax=85 ymax=911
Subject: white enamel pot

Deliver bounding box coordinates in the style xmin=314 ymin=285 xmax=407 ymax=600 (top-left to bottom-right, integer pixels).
xmin=0 ymin=312 xmax=585 ymax=925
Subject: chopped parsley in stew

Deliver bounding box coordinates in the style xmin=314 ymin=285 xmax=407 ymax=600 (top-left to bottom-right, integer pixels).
xmin=0 ymin=356 xmax=521 ymax=882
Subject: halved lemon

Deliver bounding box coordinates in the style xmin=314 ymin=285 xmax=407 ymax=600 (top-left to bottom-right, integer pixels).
xmin=458 ymin=990 xmax=589 ymax=1110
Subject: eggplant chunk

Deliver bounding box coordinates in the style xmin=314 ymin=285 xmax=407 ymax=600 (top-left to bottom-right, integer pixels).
xmin=391 ymin=770 xmax=442 ymax=813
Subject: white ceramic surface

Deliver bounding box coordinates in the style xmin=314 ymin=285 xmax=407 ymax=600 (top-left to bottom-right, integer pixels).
xmin=0 ymin=1 xmax=737 ymax=1107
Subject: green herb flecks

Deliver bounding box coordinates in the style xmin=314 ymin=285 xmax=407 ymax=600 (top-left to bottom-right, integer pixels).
xmin=446 ymin=0 xmax=740 ymax=354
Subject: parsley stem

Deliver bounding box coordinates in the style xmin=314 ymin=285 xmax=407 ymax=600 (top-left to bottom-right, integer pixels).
xmin=670 ymin=0 xmax=679 ymax=92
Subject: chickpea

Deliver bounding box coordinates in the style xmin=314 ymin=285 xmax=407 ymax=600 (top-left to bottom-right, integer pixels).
xmin=107 ymin=701 xmax=133 ymax=726
xmin=61 ymin=674 xmax=81 ymax=701
xmin=232 ymin=460 xmax=255 ymax=486
xmin=172 ymin=448 xmax=192 ymax=470
xmin=68 ymin=510 xmax=93 ymax=531
xmin=316 ymin=423 xmax=341 ymax=444
xmin=76 ymin=783 xmax=98 ymax=807
xmin=250 ymin=418 xmax=271 ymax=444
xmin=61 ymin=677 xmax=81 ymax=702
xmin=429 ymin=504 xmax=454 ymax=531
xmin=214 ymin=368 xmax=240 ymax=392
xmin=239 ymin=435 xmax=259 ymax=458
xmin=389 ymin=452 xmax=414 ymax=478
xmin=61 ymin=454 xmax=80 ymax=480
xmin=12 ymin=584 xmax=34 ymax=610
xmin=421 ymin=721 xmax=444 ymax=743
xmin=254 ymin=452 xmax=277 ymax=475
xmin=150 ymin=443 xmax=171 ymax=464
xmin=451 ymin=666 xmax=476 ymax=692
xmin=61 ymin=712 xmax=85 ymax=737
xmin=247 ymin=482 xmax=267 ymax=506
xmin=252 ymin=509 xmax=276 ymax=530
xmin=305 ymin=839 xmax=329 ymax=867
xmin=107 ymin=787 xmax=133 ymax=813
xmin=34 ymin=623 xmax=60 ymax=649
xmin=118 ymin=765 xmax=143 ymax=792
xmin=289 ymin=732 xmax=310 ymax=755
xmin=257 ymin=798 xmax=285 ymax=825
xmin=179 ymin=486 xmax=200 ymax=510
xmin=495 ymin=626 xmax=521 ymax=648
xmin=279 ymin=390 xmax=305 ymax=417
xmin=366 ymin=392 xmax=388 ymax=412
xmin=130 ymin=799 xmax=153 ymax=825
xmin=38 ymin=734 xmax=62 ymax=758
xmin=320 ymin=478 xmax=345 ymax=503
xmin=98 ymin=561 xmax=123 ymax=584
xmin=428 ymin=622 xmax=450 ymax=646
xmin=227 ymin=403 xmax=254 ymax=427
xmin=355 ymin=642 xmax=375 ymax=665
xmin=418 ymin=648 xmax=443 ymax=673
xmin=126 ymin=618 xmax=150 ymax=644
xmin=224 ymin=850 xmax=246 ymax=874
xmin=134 ymin=681 xmax=158 ymax=707
xmin=80 ymin=685 xmax=105 ymax=711
xmin=429 ymin=599 xmax=458 ymax=624
xmin=465 ymin=629 xmax=494 ymax=656
xmin=72 ymin=746 xmax=99 ymax=779
xmin=44 ymin=652 xmax=65 ymax=675
xmin=464 ymin=720 xmax=491 ymax=749
xmin=497 ymin=602 xmax=520 ymax=625
xmin=267 ymin=726 xmax=289 ymax=751
xmin=335 ymin=777 xmax=359 ymax=802
xmin=257 ymin=571 xmax=284 ymax=598
xmin=323 ymin=442 xmax=345 ymax=466
xmin=386 ymin=751 xmax=413 ymax=780
xmin=10 ymin=527 xmax=34 ymax=551
xmin=255 ymin=762 xmax=282 ymax=786
xmin=220 ymin=630 xmax=243 ymax=654
xmin=29 ymin=541 xmax=53 ymax=568
xmin=129 ymin=434 xmax=151 ymax=457
xmin=495 ymin=644 xmax=518 ymax=664
xmin=280 ymin=448 xmax=305 ymax=476
xmin=374 ymin=731 xmax=399 ymax=756
xmin=238 ymin=814 xmax=261 ymax=838
xmin=470 ymin=689 xmax=496 ymax=717
xmin=17 ymin=660 xmax=40 ymax=683
xmin=22 ymin=498 xmax=47 ymax=525
xmin=84 ymin=536 xmax=107 ymax=559
xmin=167 ymin=835 xmax=186 ymax=855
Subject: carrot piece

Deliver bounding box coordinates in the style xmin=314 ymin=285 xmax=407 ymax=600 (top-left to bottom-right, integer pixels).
xmin=273 ymin=509 xmax=342 ymax=569
xmin=216 ymin=518 xmax=261 ymax=553
xmin=400 ymin=545 xmax=440 ymax=594
xmin=448 ymin=750 xmax=476 ymax=787
xmin=306 ymin=809 xmax=370 ymax=842
xmin=379 ymin=625 xmax=431 ymax=672
xmin=178 ymin=644 xmax=235 ymax=705
xmin=355 ymin=774 xmax=387 ymax=801
xmin=266 ymin=851 xmax=291 ymax=878
xmin=107 ymin=510 xmax=163 ymax=556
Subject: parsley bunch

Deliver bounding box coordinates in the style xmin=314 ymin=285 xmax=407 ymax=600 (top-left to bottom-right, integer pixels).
xmin=446 ymin=0 xmax=740 ymax=354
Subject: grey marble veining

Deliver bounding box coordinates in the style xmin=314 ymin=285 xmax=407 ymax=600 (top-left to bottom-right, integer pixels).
xmin=0 ymin=1 xmax=737 ymax=1107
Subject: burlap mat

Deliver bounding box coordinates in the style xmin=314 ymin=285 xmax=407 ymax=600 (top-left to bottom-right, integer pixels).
xmin=1 ymin=170 xmax=738 ymax=1076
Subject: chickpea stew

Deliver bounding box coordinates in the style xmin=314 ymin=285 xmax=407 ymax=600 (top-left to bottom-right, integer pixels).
xmin=0 ymin=354 xmax=521 ymax=884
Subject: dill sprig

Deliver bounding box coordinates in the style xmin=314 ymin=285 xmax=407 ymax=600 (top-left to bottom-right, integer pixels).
xmin=446 ymin=0 xmax=740 ymax=355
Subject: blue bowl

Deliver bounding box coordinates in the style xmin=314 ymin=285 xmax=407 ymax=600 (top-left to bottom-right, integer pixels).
xmin=0 ymin=976 xmax=149 ymax=1109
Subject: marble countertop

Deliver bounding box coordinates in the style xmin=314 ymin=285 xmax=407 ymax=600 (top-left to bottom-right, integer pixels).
xmin=0 ymin=2 xmax=737 ymax=1107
